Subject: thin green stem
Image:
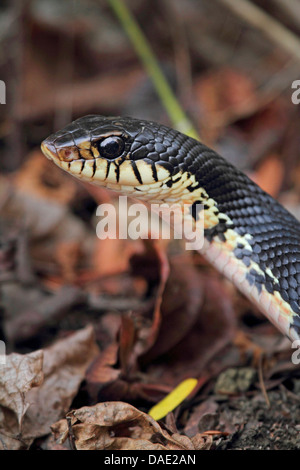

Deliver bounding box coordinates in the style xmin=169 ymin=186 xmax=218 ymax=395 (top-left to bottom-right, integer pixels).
xmin=106 ymin=0 xmax=200 ymax=140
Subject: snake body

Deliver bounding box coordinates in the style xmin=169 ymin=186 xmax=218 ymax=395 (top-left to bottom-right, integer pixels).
xmin=41 ymin=115 xmax=300 ymax=342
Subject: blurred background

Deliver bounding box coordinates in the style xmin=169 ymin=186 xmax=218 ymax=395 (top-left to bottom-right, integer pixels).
xmin=1 ymin=0 xmax=300 ymax=450
xmin=2 ymin=0 xmax=300 ymax=372
xmin=1 ymin=0 xmax=300 ymax=178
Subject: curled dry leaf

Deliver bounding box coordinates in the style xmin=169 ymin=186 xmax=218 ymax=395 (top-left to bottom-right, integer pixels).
xmin=0 ymin=325 xmax=99 ymax=449
xmin=139 ymin=255 xmax=204 ymax=364
xmin=24 ymin=325 xmax=99 ymax=437
xmin=0 ymin=350 xmax=44 ymax=427
xmin=0 ymin=350 xmax=44 ymax=450
xmin=129 ymin=239 xmax=170 ymax=358
xmin=51 ymin=401 xmax=212 ymax=450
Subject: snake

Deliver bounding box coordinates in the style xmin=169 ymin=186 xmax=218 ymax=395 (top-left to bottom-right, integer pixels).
xmin=41 ymin=115 xmax=300 ymax=343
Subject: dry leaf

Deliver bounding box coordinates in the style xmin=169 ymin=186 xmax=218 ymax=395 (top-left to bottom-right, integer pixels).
xmin=139 ymin=255 xmax=204 ymax=363
xmin=0 ymin=350 xmax=44 ymax=449
xmin=0 ymin=350 xmax=44 ymax=427
xmin=129 ymin=239 xmax=170 ymax=358
xmin=0 ymin=176 xmax=82 ymax=240
xmin=52 ymin=401 xmax=211 ymax=450
xmin=0 ymin=325 xmax=99 ymax=449
xmin=24 ymin=325 xmax=99 ymax=436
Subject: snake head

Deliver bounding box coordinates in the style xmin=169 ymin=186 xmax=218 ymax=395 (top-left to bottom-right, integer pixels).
xmin=41 ymin=115 xmax=189 ymax=199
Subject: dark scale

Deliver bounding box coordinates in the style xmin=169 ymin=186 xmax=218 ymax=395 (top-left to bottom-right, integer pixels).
xmin=121 ymin=120 xmax=300 ymax=327
xmin=44 ymin=115 xmax=300 ymax=337
xmin=182 ymin=143 xmax=300 ymax=323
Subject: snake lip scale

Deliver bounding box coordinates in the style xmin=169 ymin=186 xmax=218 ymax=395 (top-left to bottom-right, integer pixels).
xmin=41 ymin=114 xmax=300 ymax=343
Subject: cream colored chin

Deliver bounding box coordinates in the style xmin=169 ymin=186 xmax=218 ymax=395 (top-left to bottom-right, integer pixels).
xmin=41 ymin=147 xmax=177 ymax=202
xmin=66 ymin=158 xmax=170 ymax=186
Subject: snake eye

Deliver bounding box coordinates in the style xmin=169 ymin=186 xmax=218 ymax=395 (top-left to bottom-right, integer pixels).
xmin=98 ymin=136 xmax=125 ymax=160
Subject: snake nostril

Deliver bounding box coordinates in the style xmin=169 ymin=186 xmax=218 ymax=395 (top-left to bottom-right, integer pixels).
xmin=57 ymin=146 xmax=80 ymax=162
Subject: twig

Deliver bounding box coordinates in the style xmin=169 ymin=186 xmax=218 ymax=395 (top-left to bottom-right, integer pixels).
xmin=88 ymin=294 xmax=148 ymax=312
xmin=66 ymin=416 xmax=77 ymax=451
xmin=271 ymin=0 xmax=300 ymax=31
xmin=105 ymin=0 xmax=200 ymax=140
xmin=162 ymin=0 xmax=193 ymax=107
xmin=258 ymin=354 xmax=270 ymax=408
xmin=218 ymin=0 xmax=300 ymax=62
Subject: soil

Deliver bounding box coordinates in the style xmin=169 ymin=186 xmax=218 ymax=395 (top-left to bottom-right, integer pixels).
xmin=214 ymin=390 xmax=300 ymax=450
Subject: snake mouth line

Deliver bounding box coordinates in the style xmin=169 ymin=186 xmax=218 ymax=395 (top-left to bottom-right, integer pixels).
xmin=41 ymin=140 xmax=172 ymax=188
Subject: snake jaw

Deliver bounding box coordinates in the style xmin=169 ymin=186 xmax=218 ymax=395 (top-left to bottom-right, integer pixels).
xmin=41 ymin=137 xmax=173 ymax=192
xmin=41 ymin=141 xmax=57 ymax=161
xmin=41 ymin=137 xmax=189 ymax=206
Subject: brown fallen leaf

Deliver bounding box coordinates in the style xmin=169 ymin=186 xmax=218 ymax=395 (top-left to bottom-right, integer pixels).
xmin=55 ymin=241 xmax=84 ymax=283
xmin=0 ymin=350 xmax=44 ymax=450
xmin=143 ymin=273 xmax=237 ymax=386
xmin=92 ymin=196 xmax=145 ymax=278
xmin=119 ymin=314 xmax=138 ymax=376
xmin=86 ymin=241 xmax=236 ymax=405
xmin=51 ymin=401 xmax=213 ymax=450
xmin=0 ymin=325 xmax=99 ymax=449
xmin=0 ymin=350 xmax=44 ymax=427
xmin=0 ymin=175 xmax=92 ymax=273
xmin=86 ymin=343 xmax=121 ymax=402
xmin=129 ymin=239 xmax=170 ymax=358
xmin=24 ymin=325 xmax=99 ymax=435
xmin=139 ymin=255 xmax=204 ymax=364
xmin=85 ymin=240 xmax=171 ymax=402
xmin=14 ymin=150 xmax=77 ymax=205
xmin=184 ymin=399 xmax=219 ymax=437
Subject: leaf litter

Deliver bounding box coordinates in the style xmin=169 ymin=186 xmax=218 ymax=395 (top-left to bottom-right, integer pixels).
xmin=1 ymin=0 xmax=300 ymax=451
xmin=0 ymin=326 xmax=99 ymax=450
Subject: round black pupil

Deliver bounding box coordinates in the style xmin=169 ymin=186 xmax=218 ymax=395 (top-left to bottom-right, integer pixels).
xmin=99 ymin=136 xmax=124 ymax=160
